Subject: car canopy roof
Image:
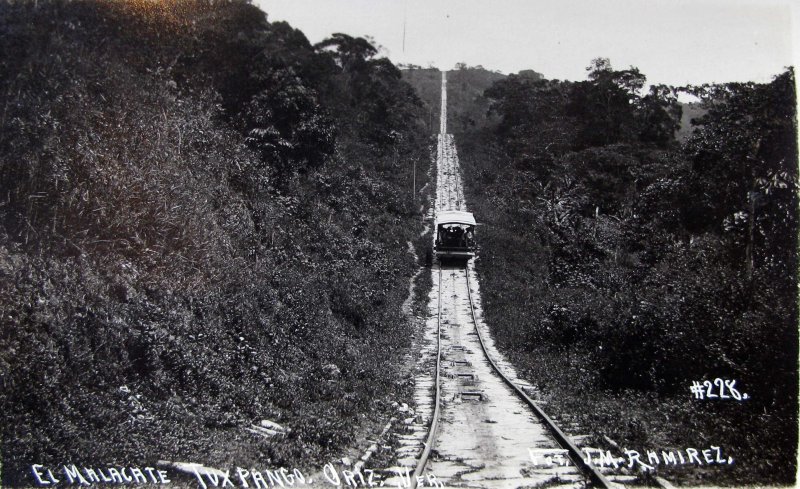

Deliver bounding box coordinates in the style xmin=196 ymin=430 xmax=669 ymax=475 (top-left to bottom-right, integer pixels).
xmin=435 ymin=210 xmax=476 ymax=227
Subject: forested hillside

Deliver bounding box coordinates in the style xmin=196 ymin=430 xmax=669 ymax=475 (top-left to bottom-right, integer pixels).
xmin=409 ymin=61 xmax=798 ymax=484
xmin=402 ymin=65 xmax=508 ymax=134
xmin=0 ymin=1 xmax=429 ymax=484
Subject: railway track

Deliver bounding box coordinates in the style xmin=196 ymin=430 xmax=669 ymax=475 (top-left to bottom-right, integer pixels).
xmin=378 ymin=71 xmax=653 ymax=489
xmin=409 ymin=71 xmax=611 ymax=489
xmin=399 ymin=261 xmax=612 ymax=489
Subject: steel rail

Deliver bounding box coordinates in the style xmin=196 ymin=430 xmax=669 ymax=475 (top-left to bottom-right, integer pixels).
xmin=462 ymin=266 xmax=613 ymax=489
xmin=410 ymin=265 xmax=443 ymax=489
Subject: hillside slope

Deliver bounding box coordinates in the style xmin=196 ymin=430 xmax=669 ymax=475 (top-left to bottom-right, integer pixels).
xmin=402 ymin=65 xmax=508 ymax=134
xmin=453 ymin=64 xmax=798 ymax=485
xmin=0 ymin=1 xmax=430 ymax=484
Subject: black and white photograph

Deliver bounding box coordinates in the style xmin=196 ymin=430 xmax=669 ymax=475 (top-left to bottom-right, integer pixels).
xmin=1 ymin=0 xmax=798 ymax=487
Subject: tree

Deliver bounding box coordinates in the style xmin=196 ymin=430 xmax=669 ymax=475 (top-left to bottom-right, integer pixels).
xmin=243 ymin=66 xmax=335 ymax=176
xmin=636 ymin=84 xmax=682 ymax=146
xmin=568 ymin=58 xmax=646 ymax=147
xmin=314 ymin=34 xmax=423 ymax=152
xmin=486 ymin=76 xmax=578 ymax=178
xmin=685 ymin=69 xmax=798 ymax=284
xmin=314 ymin=33 xmax=377 ymax=73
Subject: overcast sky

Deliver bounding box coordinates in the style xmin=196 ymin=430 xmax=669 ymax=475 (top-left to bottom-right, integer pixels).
xmin=255 ymin=0 xmax=796 ymax=87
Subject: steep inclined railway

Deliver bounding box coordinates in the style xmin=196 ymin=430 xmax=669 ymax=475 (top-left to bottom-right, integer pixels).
xmin=383 ymin=72 xmax=613 ymax=489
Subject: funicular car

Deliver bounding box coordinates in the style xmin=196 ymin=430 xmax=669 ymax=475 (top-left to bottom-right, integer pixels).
xmin=434 ymin=210 xmax=477 ymax=261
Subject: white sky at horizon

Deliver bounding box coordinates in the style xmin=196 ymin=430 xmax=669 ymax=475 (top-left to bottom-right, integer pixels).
xmin=255 ymin=0 xmax=796 ymax=88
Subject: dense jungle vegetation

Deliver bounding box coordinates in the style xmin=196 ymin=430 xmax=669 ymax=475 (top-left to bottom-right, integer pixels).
xmin=405 ymin=62 xmax=798 ymax=484
xmin=0 ymin=1 xmax=430 ymax=484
